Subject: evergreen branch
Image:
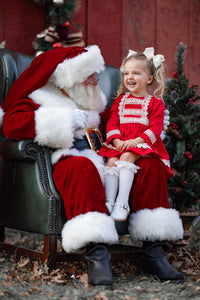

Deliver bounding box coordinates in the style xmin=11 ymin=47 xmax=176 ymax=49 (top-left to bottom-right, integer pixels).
xmin=175 ymin=42 xmax=187 ymax=75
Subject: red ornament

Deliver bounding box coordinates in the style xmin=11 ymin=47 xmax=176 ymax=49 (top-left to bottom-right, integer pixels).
xmin=172 ymin=71 xmax=178 ymax=78
xmin=181 ymin=179 xmax=187 ymax=186
xmin=188 ymin=98 xmax=193 ymax=104
xmin=53 ymin=42 xmax=63 ymax=48
xmin=185 ymin=151 xmax=193 ymax=159
xmin=62 ymin=21 xmax=70 ymax=28
xmin=171 ymin=122 xmax=178 ymax=129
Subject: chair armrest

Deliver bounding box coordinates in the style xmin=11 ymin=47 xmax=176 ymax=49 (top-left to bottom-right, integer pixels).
xmin=0 ymin=138 xmax=64 ymax=235
xmin=0 ymin=139 xmax=35 ymax=161
xmin=0 ymin=139 xmax=50 ymax=162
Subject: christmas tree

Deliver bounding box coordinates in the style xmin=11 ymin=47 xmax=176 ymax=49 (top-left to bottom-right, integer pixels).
xmin=163 ymin=42 xmax=200 ymax=212
xmin=32 ymin=0 xmax=84 ymax=53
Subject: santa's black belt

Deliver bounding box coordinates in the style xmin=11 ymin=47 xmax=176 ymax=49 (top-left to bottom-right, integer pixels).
xmin=73 ymin=128 xmax=103 ymax=152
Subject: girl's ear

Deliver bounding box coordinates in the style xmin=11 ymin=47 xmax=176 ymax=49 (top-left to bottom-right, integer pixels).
xmin=147 ymin=75 xmax=153 ymax=85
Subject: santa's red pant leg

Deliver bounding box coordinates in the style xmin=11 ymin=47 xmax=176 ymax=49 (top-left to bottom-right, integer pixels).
xmin=53 ymin=156 xmax=118 ymax=252
xmin=128 ymin=155 xmax=184 ymax=242
xmin=130 ymin=155 xmax=170 ymax=212
xmin=53 ymin=155 xmax=183 ymax=252
xmin=53 ymin=156 xmax=107 ymax=219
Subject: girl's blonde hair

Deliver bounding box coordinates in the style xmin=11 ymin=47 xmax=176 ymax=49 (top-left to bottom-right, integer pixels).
xmin=117 ymin=52 xmax=165 ymax=99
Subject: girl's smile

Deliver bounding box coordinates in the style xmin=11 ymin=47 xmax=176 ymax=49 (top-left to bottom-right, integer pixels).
xmin=124 ymin=59 xmax=153 ymax=97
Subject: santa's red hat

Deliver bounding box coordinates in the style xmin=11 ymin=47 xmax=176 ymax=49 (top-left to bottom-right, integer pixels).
xmin=49 ymin=45 xmax=105 ymax=89
xmin=0 ymin=45 xmax=105 ymax=125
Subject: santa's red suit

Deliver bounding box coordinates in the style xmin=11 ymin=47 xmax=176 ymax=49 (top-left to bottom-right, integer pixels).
xmin=0 ymin=46 xmax=183 ymax=256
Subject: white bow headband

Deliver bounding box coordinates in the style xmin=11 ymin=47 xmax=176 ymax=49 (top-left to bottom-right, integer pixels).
xmin=126 ymin=47 xmax=165 ymax=68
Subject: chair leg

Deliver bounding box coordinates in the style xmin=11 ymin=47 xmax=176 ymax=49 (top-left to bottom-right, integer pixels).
xmin=43 ymin=234 xmax=57 ymax=270
xmin=0 ymin=226 xmax=5 ymax=242
xmin=0 ymin=231 xmax=58 ymax=269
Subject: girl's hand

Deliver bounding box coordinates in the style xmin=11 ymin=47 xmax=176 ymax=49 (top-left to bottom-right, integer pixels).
xmin=112 ymin=138 xmax=124 ymax=151
xmin=121 ymin=137 xmax=145 ymax=151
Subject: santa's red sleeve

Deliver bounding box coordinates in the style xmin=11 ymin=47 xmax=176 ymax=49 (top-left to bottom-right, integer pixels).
xmin=3 ymin=98 xmax=75 ymax=149
xmin=3 ymin=99 xmax=38 ymax=140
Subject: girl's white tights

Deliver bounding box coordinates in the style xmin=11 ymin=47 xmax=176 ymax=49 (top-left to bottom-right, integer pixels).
xmin=104 ymin=161 xmax=140 ymax=221
xmin=104 ymin=166 xmax=119 ymax=214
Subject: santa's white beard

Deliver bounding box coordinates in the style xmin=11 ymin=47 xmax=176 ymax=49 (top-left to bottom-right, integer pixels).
xmin=65 ymin=83 xmax=106 ymax=112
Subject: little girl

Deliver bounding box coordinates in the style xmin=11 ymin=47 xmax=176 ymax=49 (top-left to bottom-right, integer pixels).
xmin=99 ymin=47 xmax=172 ymax=221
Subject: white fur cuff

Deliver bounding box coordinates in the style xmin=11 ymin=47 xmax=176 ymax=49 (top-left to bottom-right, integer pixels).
xmin=34 ymin=106 xmax=74 ymax=149
xmin=62 ymin=212 xmax=118 ymax=253
xmin=129 ymin=207 xmax=184 ymax=242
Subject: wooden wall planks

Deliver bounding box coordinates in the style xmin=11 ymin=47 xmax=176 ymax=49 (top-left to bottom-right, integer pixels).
xmin=0 ymin=0 xmax=200 ymax=86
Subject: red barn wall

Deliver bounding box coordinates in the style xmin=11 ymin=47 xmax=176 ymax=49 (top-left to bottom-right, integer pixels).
xmin=0 ymin=0 xmax=200 ymax=86
xmin=0 ymin=0 xmax=45 ymax=54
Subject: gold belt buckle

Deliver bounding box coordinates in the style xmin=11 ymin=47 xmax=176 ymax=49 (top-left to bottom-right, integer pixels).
xmin=85 ymin=128 xmax=103 ymax=152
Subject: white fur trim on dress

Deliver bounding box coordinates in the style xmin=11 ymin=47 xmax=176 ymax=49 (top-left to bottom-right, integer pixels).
xmin=49 ymin=45 xmax=105 ymax=89
xmin=34 ymin=106 xmax=74 ymax=149
xmin=129 ymin=207 xmax=184 ymax=242
xmin=0 ymin=106 xmax=4 ymax=127
xmin=61 ymin=212 xmax=118 ymax=253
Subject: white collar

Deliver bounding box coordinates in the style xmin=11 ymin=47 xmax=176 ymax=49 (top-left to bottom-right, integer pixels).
xmin=28 ymin=83 xmax=76 ymax=109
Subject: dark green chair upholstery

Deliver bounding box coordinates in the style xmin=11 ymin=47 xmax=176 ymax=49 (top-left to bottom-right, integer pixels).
xmin=0 ymin=49 xmax=137 ymax=269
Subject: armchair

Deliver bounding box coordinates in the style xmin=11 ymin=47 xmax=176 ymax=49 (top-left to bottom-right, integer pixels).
xmin=0 ymin=49 xmax=139 ymax=269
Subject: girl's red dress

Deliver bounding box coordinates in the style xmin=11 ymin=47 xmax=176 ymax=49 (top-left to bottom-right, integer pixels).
xmin=99 ymin=92 xmax=172 ymax=177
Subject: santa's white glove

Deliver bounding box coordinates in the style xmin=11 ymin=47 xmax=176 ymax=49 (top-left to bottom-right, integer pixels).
xmin=163 ymin=109 xmax=170 ymax=131
xmin=72 ymin=109 xmax=88 ymax=131
xmin=74 ymin=129 xmax=86 ymax=140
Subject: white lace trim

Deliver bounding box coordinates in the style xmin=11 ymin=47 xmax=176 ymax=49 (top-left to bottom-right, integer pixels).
xmin=144 ymin=129 xmax=156 ymax=144
xmin=161 ymin=159 xmax=171 ymax=168
xmin=104 ymin=166 xmax=119 ymax=177
xmin=107 ymin=129 xmax=121 ymax=140
xmin=118 ymin=93 xmax=152 ymax=125
xmin=115 ymin=161 xmax=140 ymax=173
xmin=136 ymin=143 xmax=152 ymax=150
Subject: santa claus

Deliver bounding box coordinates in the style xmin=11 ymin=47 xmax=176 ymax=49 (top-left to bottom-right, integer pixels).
xmin=0 ymin=45 xmax=184 ymax=285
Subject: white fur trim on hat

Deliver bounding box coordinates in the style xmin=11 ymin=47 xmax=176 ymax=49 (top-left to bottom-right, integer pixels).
xmin=50 ymin=45 xmax=105 ymax=89
xmin=62 ymin=212 xmax=118 ymax=252
xmin=0 ymin=106 xmax=4 ymax=127
xmin=129 ymin=207 xmax=184 ymax=242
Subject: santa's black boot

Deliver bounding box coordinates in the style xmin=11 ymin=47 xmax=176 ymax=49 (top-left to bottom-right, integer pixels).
xmin=85 ymin=243 xmax=113 ymax=286
xmin=142 ymin=241 xmax=184 ymax=283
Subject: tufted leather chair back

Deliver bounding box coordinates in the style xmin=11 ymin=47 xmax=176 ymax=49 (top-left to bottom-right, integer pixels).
xmin=0 ymin=49 xmax=34 ymax=104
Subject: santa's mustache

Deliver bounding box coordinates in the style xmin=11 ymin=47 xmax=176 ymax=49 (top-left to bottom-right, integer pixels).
xmin=65 ymin=83 xmax=106 ymax=112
